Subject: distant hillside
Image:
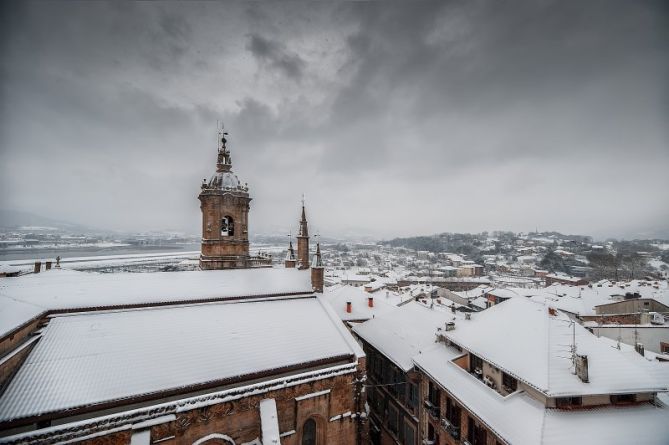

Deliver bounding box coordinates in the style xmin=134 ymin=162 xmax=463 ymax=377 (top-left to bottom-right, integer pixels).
xmin=0 ymin=209 xmax=94 ymax=231
xmin=380 ymin=232 xmax=487 ymax=257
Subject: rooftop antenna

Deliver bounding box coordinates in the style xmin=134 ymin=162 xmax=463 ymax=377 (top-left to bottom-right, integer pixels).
xmin=567 ymin=319 xmax=578 ymax=375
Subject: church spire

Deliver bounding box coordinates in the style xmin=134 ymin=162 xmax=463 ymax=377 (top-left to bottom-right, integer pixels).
xmin=313 ymin=241 xmax=323 ymax=267
xmin=310 ymin=236 xmax=324 ymax=292
xmin=298 ymin=194 xmax=309 ymax=237
xmin=296 ymin=196 xmax=310 ymax=269
xmin=284 ymin=232 xmax=297 ymax=268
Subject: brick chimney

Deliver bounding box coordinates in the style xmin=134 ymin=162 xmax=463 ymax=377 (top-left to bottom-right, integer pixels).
xmin=368 ymin=297 xmax=374 ymax=308
xmin=575 ymin=354 xmax=589 ymax=383
xmin=346 ymin=301 xmax=352 ymax=313
xmin=34 ymin=261 xmax=41 ymax=274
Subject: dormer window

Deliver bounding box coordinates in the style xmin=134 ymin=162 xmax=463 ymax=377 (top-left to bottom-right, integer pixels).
xmin=502 ymin=372 xmax=518 ymax=393
xmin=556 ymin=396 xmax=582 ymax=408
xmin=610 ymin=394 xmax=635 ymax=405
xmin=221 ymin=216 xmax=234 ymax=236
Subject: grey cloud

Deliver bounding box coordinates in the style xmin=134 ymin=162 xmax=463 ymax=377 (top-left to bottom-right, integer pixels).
xmin=1 ymin=0 xmax=667 ymax=239
xmin=246 ymin=34 xmax=307 ymax=81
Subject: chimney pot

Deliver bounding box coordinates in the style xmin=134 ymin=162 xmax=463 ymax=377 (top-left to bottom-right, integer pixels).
xmin=368 ymin=297 xmax=374 ymax=308
xmin=34 ymin=261 xmax=41 ymax=274
xmin=346 ymin=301 xmax=352 ymax=313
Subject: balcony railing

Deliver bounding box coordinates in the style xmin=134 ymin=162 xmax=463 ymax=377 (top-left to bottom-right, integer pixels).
xmin=424 ymin=399 xmax=440 ymax=420
xmin=440 ymin=418 xmax=460 ymax=440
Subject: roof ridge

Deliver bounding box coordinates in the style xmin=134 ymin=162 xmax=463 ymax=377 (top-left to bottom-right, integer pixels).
xmin=546 ymin=302 xmax=552 ymax=393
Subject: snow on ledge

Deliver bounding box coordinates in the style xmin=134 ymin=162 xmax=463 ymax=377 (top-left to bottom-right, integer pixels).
xmin=295 ymin=389 xmax=331 ymax=401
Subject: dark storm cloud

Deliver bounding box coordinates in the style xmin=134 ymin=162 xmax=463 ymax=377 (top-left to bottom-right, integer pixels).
xmin=318 ymin=0 xmax=669 ymax=175
xmin=246 ymin=34 xmax=307 ymax=81
xmin=1 ymin=0 xmax=667 ymax=239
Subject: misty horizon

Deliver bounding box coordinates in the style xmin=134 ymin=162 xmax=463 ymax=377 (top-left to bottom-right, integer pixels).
xmin=1 ymin=1 xmax=668 ymax=240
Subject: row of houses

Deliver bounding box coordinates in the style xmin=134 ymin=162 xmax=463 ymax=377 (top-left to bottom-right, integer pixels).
xmin=350 ymin=297 xmax=669 ymax=445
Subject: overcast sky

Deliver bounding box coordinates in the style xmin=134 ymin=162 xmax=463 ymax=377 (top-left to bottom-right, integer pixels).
xmin=1 ymin=1 xmax=667 ymax=240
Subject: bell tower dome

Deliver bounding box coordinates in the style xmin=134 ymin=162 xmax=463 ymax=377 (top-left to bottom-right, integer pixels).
xmin=198 ymin=129 xmax=254 ymax=269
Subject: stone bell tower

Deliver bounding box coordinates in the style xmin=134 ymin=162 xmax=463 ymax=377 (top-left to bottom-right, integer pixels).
xmin=198 ymin=130 xmax=253 ymax=270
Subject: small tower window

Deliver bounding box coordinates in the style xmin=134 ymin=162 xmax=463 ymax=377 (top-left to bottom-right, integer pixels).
xmin=302 ymin=418 xmax=317 ymax=445
xmin=221 ymin=216 xmax=234 ymax=236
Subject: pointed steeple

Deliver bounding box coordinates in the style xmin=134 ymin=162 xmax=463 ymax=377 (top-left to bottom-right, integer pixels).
xmin=286 ymin=240 xmax=296 ymax=261
xmin=297 ymin=195 xmax=310 ymax=269
xmin=298 ymin=195 xmax=309 ymax=238
xmin=313 ymin=241 xmax=323 ymax=267
xmin=310 ymin=236 xmax=324 ymax=292
xmin=284 ymin=233 xmax=297 ymax=268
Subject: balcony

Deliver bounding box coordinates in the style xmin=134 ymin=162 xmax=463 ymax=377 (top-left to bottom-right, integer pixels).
xmin=424 ymin=399 xmax=440 ymax=420
xmin=440 ymin=418 xmax=460 ymax=440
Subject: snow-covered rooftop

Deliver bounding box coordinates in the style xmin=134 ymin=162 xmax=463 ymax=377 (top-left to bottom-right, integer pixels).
xmin=353 ymin=301 xmax=457 ymax=371
xmin=0 ymin=267 xmax=313 ymax=337
xmin=415 ymin=344 xmax=669 ymax=445
xmin=442 ymin=298 xmax=667 ymax=397
xmin=323 ymin=284 xmax=401 ymax=321
xmin=528 ymin=279 xmax=669 ymax=316
xmin=0 ymin=295 xmax=361 ymax=424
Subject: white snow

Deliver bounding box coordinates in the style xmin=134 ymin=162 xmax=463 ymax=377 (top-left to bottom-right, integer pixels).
xmin=353 ymin=301 xmax=458 ymax=371
xmin=415 ymin=345 xmax=669 ymax=445
xmin=0 ymin=267 xmax=313 ymax=337
xmin=323 ymin=284 xmax=400 ymax=322
xmin=3 ymin=363 xmax=358 ymax=444
xmin=294 ymin=389 xmax=331 ymax=401
xmin=130 ymin=430 xmax=150 ymax=445
xmin=259 ymin=399 xmax=280 ymax=445
xmin=0 ymin=296 xmax=358 ymax=423
xmin=440 ymin=298 xmax=667 ymax=396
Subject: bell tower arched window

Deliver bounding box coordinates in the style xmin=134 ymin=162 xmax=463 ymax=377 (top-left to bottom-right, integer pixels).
xmin=221 ymin=216 xmax=234 ymax=236
xmin=302 ymin=418 xmax=317 ymax=445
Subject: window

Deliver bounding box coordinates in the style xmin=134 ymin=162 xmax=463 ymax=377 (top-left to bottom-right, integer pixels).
xmin=610 ymin=394 xmax=635 ymax=405
xmin=661 ymin=342 xmax=669 ymax=354
xmin=427 ymin=422 xmax=437 ymax=443
xmin=368 ymin=387 xmax=376 ymax=410
xmin=556 ymin=396 xmax=582 ymax=408
xmin=387 ymin=405 xmax=399 ymax=435
xmin=302 ymin=418 xmax=317 ymax=445
xmin=502 ymin=372 xmax=518 ymax=393
xmin=468 ymin=417 xmax=487 ymax=445
xmin=446 ymin=397 xmax=461 ymax=428
xmin=368 ymin=352 xmax=382 ymax=380
xmin=428 ymin=381 xmax=440 ymax=406
xmin=402 ymin=421 xmax=415 ymax=445
xmin=372 ymin=389 xmax=385 ymax=415
xmin=407 ymin=382 xmax=418 ymax=412
xmin=221 ymin=216 xmax=234 ymax=236
xmin=470 ymin=354 xmax=483 ymax=377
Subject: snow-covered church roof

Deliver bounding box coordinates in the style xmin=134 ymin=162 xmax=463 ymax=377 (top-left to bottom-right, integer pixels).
xmin=0 ymin=268 xmax=314 ymax=338
xmin=0 ymin=294 xmax=363 ymax=425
